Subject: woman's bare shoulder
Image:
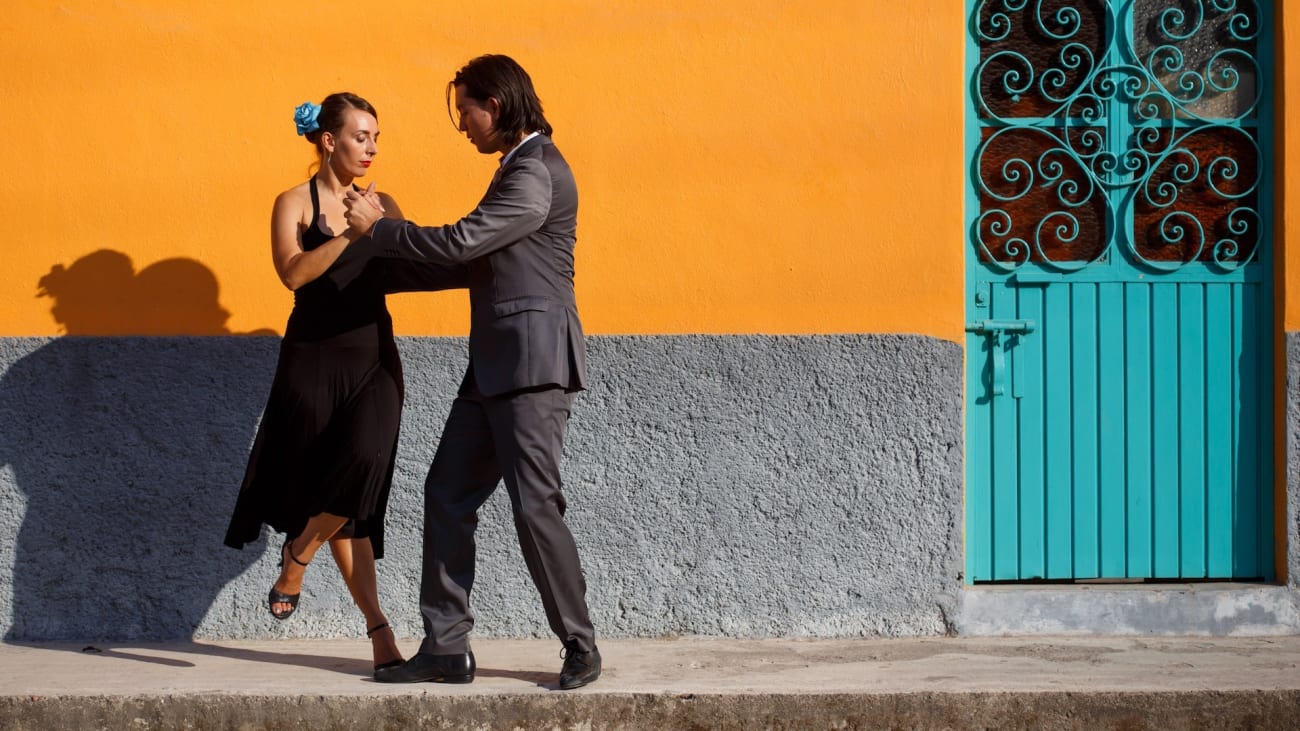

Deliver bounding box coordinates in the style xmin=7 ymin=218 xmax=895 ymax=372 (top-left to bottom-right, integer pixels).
xmin=272 ymin=180 xmax=312 ymax=219
xmin=275 ymin=180 xmax=312 ymax=205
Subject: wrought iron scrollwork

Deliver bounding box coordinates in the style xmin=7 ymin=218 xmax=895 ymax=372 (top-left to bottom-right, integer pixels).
xmin=973 ymin=0 xmax=1263 ymax=272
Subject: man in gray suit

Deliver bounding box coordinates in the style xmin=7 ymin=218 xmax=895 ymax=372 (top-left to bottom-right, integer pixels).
xmin=337 ymin=54 xmax=599 ymax=690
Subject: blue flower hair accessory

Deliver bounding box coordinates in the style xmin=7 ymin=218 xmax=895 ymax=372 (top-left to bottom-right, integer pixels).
xmin=294 ymin=101 xmax=321 ymax=136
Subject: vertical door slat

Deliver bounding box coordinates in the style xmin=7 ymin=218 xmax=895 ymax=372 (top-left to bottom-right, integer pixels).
xmin=1044 ymin=283 xmax=1074 ymax=579
xmin=1097 ymin=282 xmax=1126 ymax=576
xmin=1151 ymin=283 xmax=1180 ymax=577
xmin=991 ymin=284 xmax=1021 ymax=579
xmin=1071 ymin=283 xmax=1100 ymax=578
xmin=1178 ymin=283 xmax=1207 ymax=577
xmin=967 ymin=293 xmax=993 ymax=581
xmin=1017 ymin=285 xmax=1047 ymax=579
xmin=1125 ymin=283 xmax=1153 ymax=578
xmin=1204 ymin=284 xmax=1234 ymax=576
xmin=1238 ymin=283 xmax=1261 ymax=578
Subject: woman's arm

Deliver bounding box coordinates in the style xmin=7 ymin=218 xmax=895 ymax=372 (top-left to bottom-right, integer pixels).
xmin=270 ymin=190 xmax=361 ymax=291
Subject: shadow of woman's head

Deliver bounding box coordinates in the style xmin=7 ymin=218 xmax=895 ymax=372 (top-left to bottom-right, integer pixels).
xmin=38 ymin=250 xmax=139 ymax=335
xmin=37 ymin=250 xmax=239 ymax=336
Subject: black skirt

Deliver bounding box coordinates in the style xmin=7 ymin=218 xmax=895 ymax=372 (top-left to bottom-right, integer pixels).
xmin=224 ymin=321 xmax=403 ymax=559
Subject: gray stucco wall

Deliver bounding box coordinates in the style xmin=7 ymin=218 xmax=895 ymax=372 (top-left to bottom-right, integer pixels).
xmin=0 ymin=334 xmax=964 ymax=642
xmin=1288 ymin=332 xmax=1300 ymax=592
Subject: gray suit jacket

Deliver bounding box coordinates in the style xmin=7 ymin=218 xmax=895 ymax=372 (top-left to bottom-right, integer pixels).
xmin=335 ymin=135 xmax=587 ymax=398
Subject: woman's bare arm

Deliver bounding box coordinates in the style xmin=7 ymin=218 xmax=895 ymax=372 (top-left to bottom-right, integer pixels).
xmin=270 ymin=189 xmax=360 ymax=291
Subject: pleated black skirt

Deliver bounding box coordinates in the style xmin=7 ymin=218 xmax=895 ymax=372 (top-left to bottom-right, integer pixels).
xmin=224 ymin=321 xmax=403 ymax=558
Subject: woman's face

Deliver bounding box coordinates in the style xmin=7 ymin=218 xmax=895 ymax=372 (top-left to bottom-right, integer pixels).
xmin=325 ymin=108 xmax=379 ymax=177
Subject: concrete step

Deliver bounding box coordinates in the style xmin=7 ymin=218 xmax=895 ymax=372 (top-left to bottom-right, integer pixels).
xmin=2 ymin=636 xmax=1298 ymax=729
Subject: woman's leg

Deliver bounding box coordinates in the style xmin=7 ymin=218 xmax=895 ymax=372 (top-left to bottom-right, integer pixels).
xmin=270 ymin=512 xmax=349 ymax=616
xmin=331 ymin=536 xmax=402 ymax=667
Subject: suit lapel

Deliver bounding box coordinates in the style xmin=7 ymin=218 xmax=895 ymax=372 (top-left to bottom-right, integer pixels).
xmin=483 ymin=135 xmax=548 ymax=200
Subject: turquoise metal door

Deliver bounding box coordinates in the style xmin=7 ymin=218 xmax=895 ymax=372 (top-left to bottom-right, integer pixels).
xmin=965 ymin=0 xmax=1275 ymax=581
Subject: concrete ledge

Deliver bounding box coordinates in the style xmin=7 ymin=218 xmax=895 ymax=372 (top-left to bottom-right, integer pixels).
xmin=957 ymin=584 xmax=1300 ymax=636
xmin=2 ymin=637 xmax=1298 ymax=729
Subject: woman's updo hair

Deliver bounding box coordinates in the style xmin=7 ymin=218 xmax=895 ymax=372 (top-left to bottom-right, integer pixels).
xmin=305 ymin=92 xmax=377 ymax=158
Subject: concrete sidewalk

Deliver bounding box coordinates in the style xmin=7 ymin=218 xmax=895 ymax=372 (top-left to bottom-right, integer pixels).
xmin=2 ymin=636 xmax=1298 ymax=729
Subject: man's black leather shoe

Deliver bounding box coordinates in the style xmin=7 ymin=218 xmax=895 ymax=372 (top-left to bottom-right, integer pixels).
xmin=559 ymin=645 xmax=601 ymax=690
xmin=373 ymin=651 xmax=475 ymax=684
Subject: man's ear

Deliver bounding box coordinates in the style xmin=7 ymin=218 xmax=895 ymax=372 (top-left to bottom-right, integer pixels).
xmin=486 ymin=96 xmax=501 ymax=121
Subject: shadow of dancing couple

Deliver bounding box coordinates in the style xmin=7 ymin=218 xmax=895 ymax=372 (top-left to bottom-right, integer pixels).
xmin=223 ymin=54 xmax=602 ymax=690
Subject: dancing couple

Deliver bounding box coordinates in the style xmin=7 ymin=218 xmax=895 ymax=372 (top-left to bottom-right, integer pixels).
xmin=223 ymin=54 xmax=600 ymax=691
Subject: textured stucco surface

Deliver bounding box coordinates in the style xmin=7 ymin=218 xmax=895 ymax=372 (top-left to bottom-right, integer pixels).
xmin=0 ymin=334 xmax=964 ymax=641
xmin=1287 ymin=332 xmax=1300 ymax=591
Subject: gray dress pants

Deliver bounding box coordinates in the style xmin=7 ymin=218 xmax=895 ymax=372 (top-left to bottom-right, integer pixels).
xmin=417 ymin=381 xmax=596 ymax=655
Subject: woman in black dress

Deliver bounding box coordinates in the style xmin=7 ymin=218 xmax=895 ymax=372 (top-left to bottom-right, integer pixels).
xmin=224 ymin=92 xmax=411 ymax=674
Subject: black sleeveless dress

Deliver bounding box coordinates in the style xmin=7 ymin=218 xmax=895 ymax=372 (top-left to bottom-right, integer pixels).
xmin=224 ymin=177 xmax=403 ymax=558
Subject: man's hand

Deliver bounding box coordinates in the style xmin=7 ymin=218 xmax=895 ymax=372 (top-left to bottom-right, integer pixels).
xmin=344 ymin=182 xmax=385 ymax=238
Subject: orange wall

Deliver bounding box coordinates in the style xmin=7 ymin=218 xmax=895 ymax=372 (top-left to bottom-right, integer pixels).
xmin=9 ymin=4 xmax=1294 ymax=339
xmin=0 ymin=1 xmax=965 ymax=339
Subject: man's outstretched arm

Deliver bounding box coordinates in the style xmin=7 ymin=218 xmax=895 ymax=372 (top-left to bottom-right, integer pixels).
xmin=343 ymin=158 xmax=552 ymax=267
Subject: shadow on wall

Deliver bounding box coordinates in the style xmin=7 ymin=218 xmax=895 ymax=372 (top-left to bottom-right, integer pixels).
xmin=2 ymin=250 xmax=279 ymax=640
xmin=37 ymin=248 xmax=278 ymax=336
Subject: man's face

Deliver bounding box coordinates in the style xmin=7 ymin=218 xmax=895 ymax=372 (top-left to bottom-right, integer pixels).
xmin=454 ymin=84 xmax=501 ymax=155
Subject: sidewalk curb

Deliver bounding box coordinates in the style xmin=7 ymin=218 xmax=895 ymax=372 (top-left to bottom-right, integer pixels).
xmin=4 ymin=689 xmax=1299 ymax=730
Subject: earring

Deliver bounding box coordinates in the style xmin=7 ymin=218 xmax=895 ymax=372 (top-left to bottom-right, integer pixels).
xmin=327 ymin=151 xmax=333 ymax=166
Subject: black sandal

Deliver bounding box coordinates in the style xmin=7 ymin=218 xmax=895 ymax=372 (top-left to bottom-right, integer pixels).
xmin=367 ymin=622 xmax=404 ymax=673
xmin=268 ymin=536 xmax=308 ymax=620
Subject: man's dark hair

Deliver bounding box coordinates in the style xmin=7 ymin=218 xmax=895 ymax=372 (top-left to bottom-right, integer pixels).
xmin=446 ymin=54 xmax=552 ymax=144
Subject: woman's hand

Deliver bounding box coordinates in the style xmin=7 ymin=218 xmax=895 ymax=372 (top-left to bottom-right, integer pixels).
xmin=344 ymin=182 xmax=386 ymax=237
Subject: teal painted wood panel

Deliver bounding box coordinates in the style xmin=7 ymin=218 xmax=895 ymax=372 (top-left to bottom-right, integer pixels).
xmin=1071 ymin=284 xmax=1100 ymax=578
xmin=1205 ymin=285 xmax=1233 ymax=577
xmin=1151 ymin=284 xmax=1180 ymax=577
xmin=968 ymin=319 xmax=993 ymax=582
xmin=970 ymin=277 xmax=1273 ymax=581
xmin=1043 ymin=283 xmax=1074 ymax=579
xmin=992 ymin=287 xmax=1021 ymax=579
xmin=1016 ymin=286 xmax=1046 ymax=579
xmin=1097 ymin=282 xmax=1126 ymax=577
xmin=1178 ymin=284 xmax=1207 ymax=577
xmin=1239 ymin=285 xmax=1264 ymax=578
xmin=1124 ymin=283 xmax=1153 ymax=578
